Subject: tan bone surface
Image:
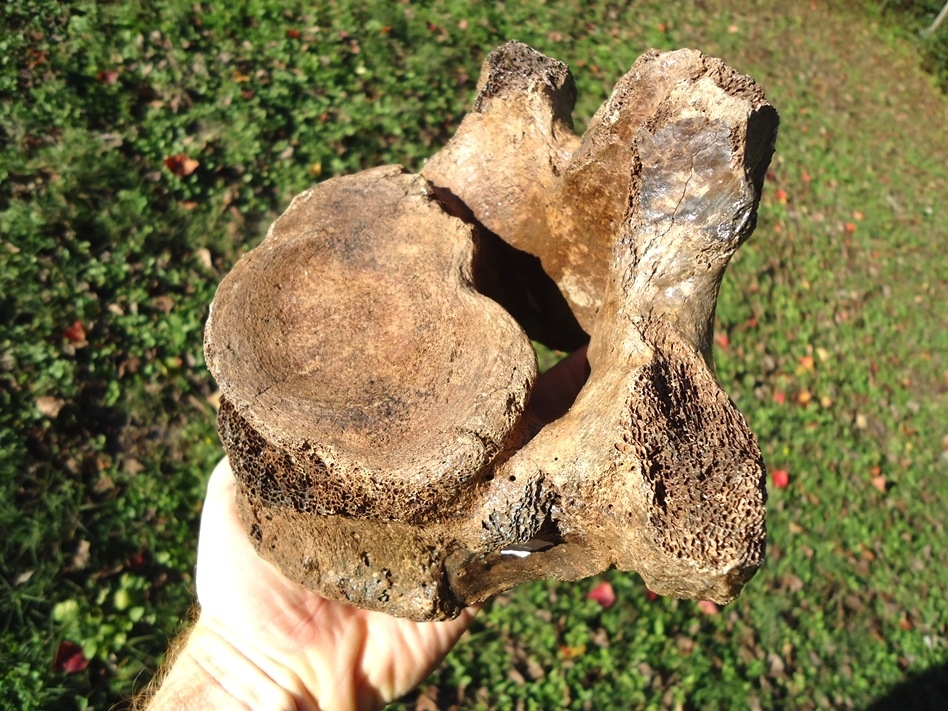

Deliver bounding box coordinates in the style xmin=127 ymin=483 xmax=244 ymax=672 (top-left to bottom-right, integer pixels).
xmin=204 ymin=42 xmax=779 ymax=621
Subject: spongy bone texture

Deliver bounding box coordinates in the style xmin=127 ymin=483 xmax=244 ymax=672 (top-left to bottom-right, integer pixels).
xmin=204 ymin=42 xmax=778 ymax=621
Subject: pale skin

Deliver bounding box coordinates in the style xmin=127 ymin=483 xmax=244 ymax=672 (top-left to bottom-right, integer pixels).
xmin=143 ymin=347 xmax=588 ymax=711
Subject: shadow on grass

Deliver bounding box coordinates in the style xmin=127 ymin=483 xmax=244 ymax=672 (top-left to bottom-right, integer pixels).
xmin=867 ymin=660 xmax=948 ymax=711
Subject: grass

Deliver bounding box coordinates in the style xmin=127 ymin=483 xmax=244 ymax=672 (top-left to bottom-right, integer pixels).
xmin=870 ymin=0 xmax=948 ymax=90
xmin=1 ymin=0 xmax=947 ymax=708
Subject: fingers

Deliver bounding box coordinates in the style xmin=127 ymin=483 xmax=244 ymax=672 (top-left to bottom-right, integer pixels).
xmin=205 ymin=455 xmax=237 ymax=503
xmin=196 ymin=457 xmax=254 ymax=607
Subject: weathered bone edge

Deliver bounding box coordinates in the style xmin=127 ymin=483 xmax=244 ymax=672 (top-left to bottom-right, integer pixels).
xmin=204 ymin=42 xmax=778 ymax=621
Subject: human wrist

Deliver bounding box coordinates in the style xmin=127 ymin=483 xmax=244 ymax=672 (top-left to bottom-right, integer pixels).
xmin=146 ymin=619 xmax=319 ymax=710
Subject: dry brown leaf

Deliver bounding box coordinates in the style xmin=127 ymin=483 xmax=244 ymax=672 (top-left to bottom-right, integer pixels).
xmin=69 ymin=540 xmax=91 ymax=572
xmin=36 ymin=396 xmax=65 ymax=418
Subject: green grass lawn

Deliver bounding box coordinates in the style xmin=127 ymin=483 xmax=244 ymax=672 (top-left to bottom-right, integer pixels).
xmin=2 ymin=0 xmax=947 ymax=708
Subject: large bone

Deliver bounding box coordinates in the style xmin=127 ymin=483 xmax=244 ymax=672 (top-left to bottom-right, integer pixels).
xmin=204 ymin=43 xmax=778 ymax=621
xmin=423 ymin=44 xmax=775 ymax=338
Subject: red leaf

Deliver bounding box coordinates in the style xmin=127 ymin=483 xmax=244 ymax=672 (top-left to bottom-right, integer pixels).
xmin=96 ymin=69 xmax=119 ymax=84
xmin=54 ymin=641 xmax=89 ymax=674
xmin=126 ymin=552 xmax=146 ymax=571
xmin=697 ymin=600 xmax=720 ymax=615
xmin=775 ymin=188 xmax=788 ymax=204
xmin=771 ymin=469 xmax=790 ymax=489
xmin=586 ymin=581 xmax=616 ymax=608
xmin=714 ymin=332 xmax=729 ymax=349
xmin=559 ymin=644 xmax=587 ymax=659
xmin=63 ymin=319 xmax=86 ymax=344
xmin=644 ymin=588 xmax=659 ymax=602
xmin=286 ymin=29 xmax=301 ymax=39
xmin=164 ymin=153 xmax=199 ymax=177
xmin=772 ymin=391 xmax=786 ymax=405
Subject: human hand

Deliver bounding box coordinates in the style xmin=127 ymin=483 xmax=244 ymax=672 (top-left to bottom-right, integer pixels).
xmin=191 ymin=455 xmax=478 ymax=710
xmin=145 ymin=346 xmax=588 ymax=711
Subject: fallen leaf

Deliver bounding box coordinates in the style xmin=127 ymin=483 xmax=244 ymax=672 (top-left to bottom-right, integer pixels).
xmin=150 ymin=294 xmax=175 ymax=313
xmin=93 ymin=474 xmax=117 ymax=494
xmin=126 ymin=552 xmax=146 ymax=571
xmin=415 ymin=688 xmax=440 ymax=711
xmin=796 ymin=389 xmax=812 ymax=406
xmin=123 ymin=458 xmax=144 ymax=475
xmin=285 ymin=29 xmax=301 ymax=39
xmin=524 ymin=656 xmax=546 ymax=680
xmin=36 ymin=396 xmax=65 ymax=418
xmin=195 ymin=247 xmax=213 ymax=270
xmin=676 ymin=634 xmax=695 ymax=654
xmin=15 ymin=569 xmax=34 ymax=586
xmin=644 ymin=588 xmax=659 ymax=601
xmin=63 ymin=320 xmax=86 ymax=344
xmin=775 ymin=188 xmax=788 ymax=204
xmin=96 ymin=69 xmax=119 ymax=84
xmin=768 ymin=652 xmax=786 ymax=676
xmin=68 ymin=540 xmax=91 ymax=572
xmin=697 ymin=600 xmax=720 ymax=615
xmin=589 ymin=627 xmax=610 ymax=648
xmin=53 ymin=641 xmax=89 ymax=674
xmin=871 ymin=475 xmax=888 ymax=493
xmin=799 ymin=355 xmax=815 ymax=371
xmin=559 ymin=644 xmax=587 ymax=659
xmin=773 ymin=391 xmax=786 ymax=405
xmin=844 ymin=222 xmax=857 ymax=234
xmin=771 ymin=469 xmax=790 ymax=489
xmin=714 ymin=332 xmax=729 ymax=349
xmin=586 ymin=581 xmax=616 ymax=608
xmin=164 ymin=153 xmax=199 ymax=177
xmin=781 ymin=573 xmax=804 ymax=593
